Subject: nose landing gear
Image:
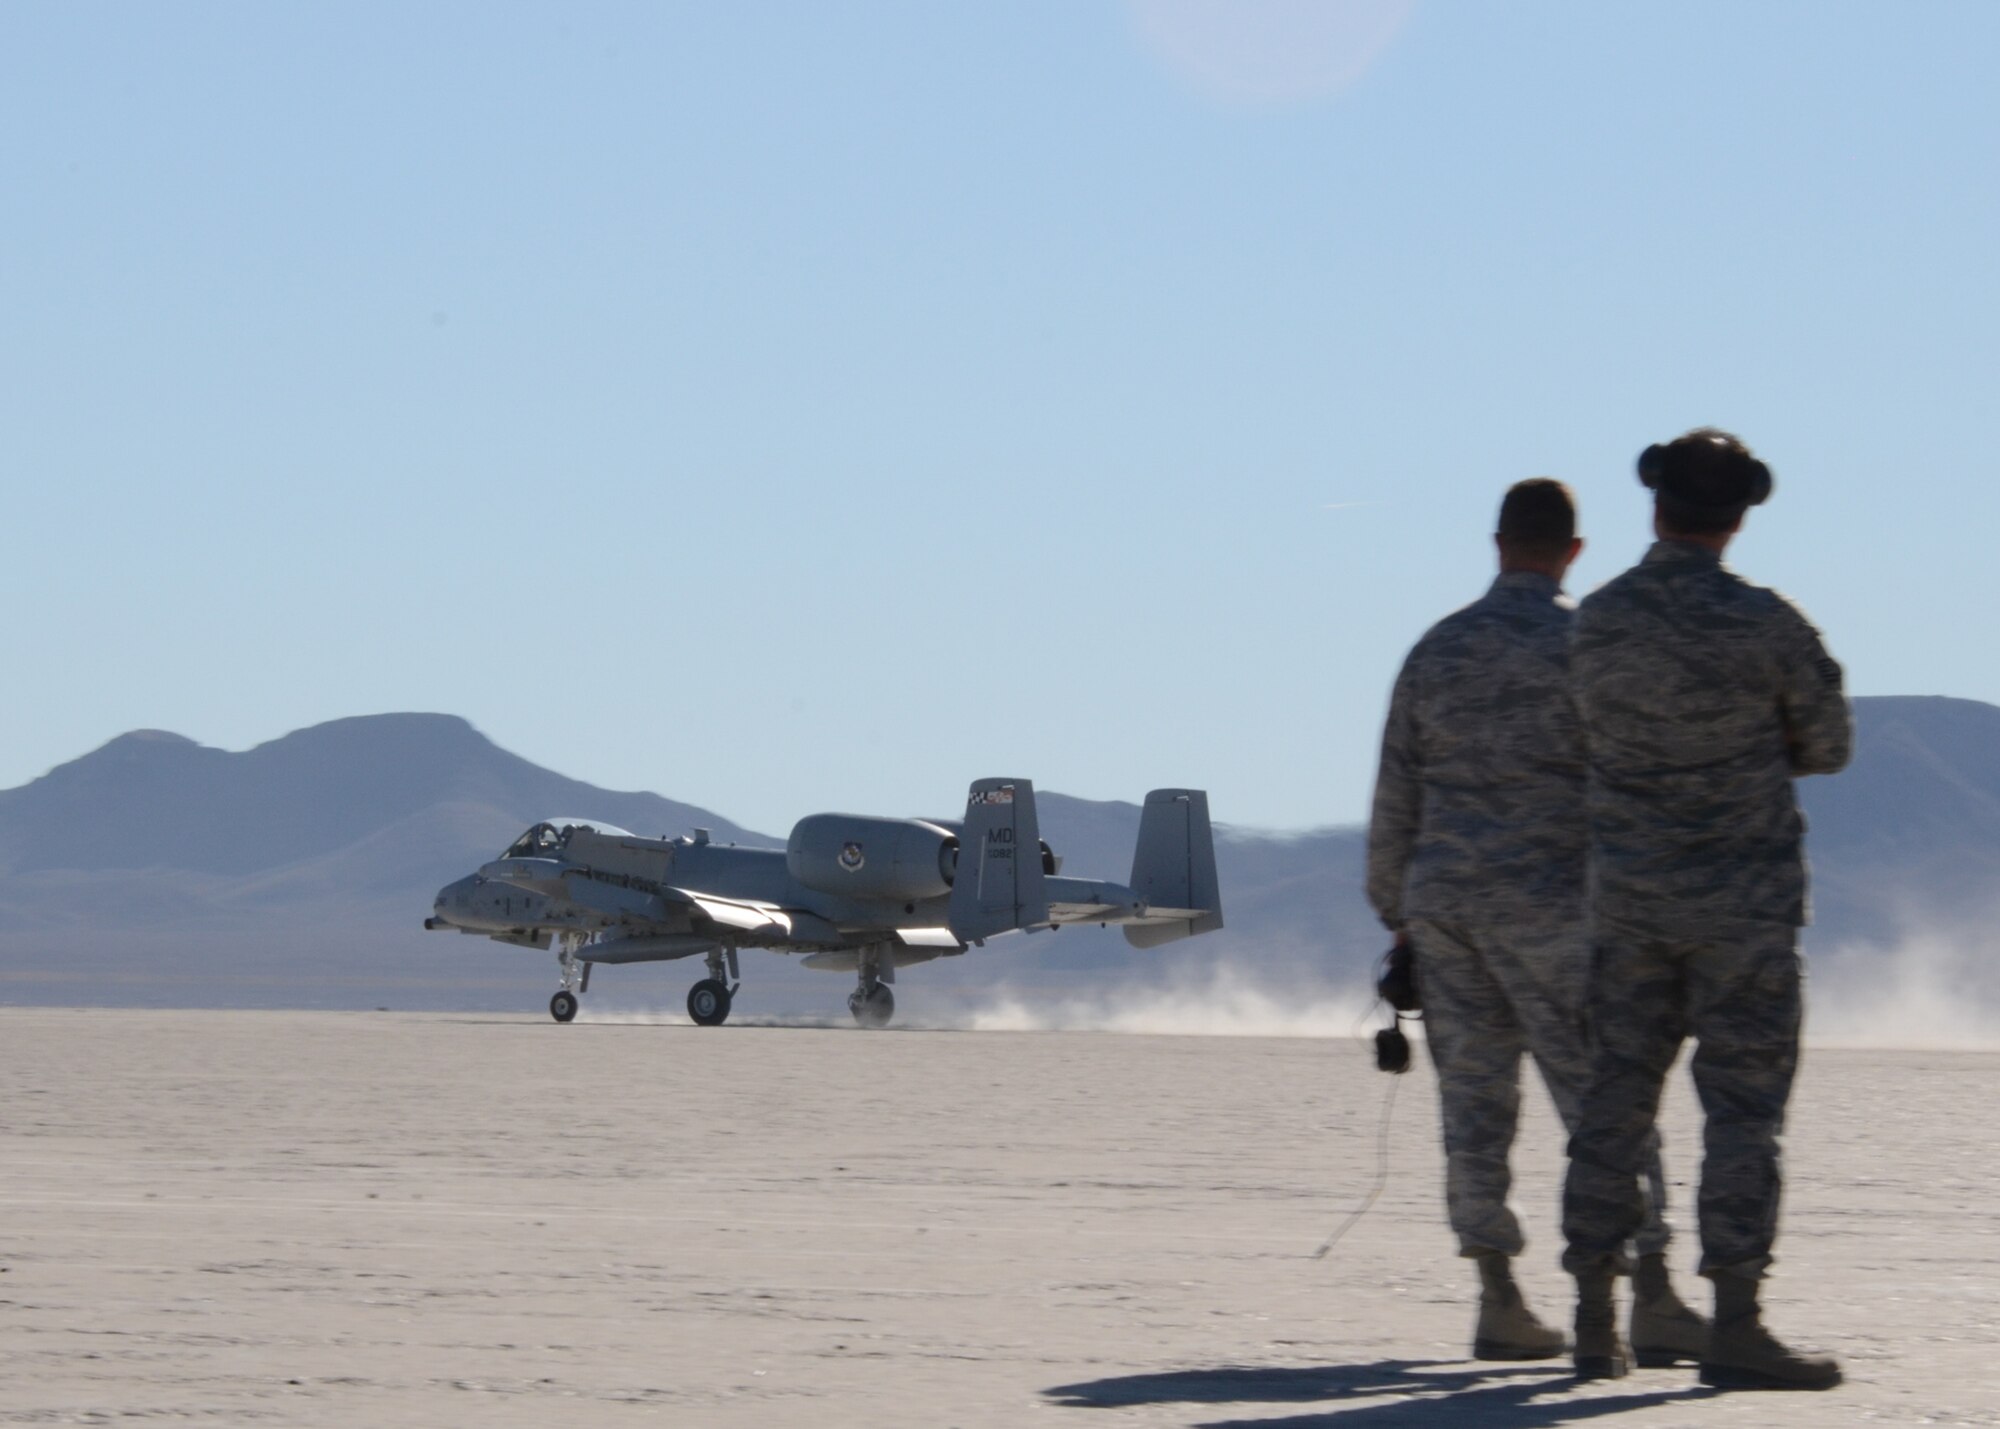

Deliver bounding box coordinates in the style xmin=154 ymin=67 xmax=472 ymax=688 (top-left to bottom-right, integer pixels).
xmin=548 ymin=939 xmax=591 ymax=1023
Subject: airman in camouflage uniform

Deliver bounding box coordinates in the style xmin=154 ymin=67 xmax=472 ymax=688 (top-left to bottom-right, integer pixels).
xmin=1368 ymin=480 xmax=1704 ymax=1364
xmin=1560 ymin=430 xmax=1851 ymax=1390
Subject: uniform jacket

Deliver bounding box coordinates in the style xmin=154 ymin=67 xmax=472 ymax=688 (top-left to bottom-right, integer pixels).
xmin=1367 ymin=571 xmax=1587 ymax=932
xmin=1571 ymin=540 xmax=1851 ymax=931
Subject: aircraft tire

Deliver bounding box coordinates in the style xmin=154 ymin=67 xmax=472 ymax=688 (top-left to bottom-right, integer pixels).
xmin=550 ymin=991 xmax=579 ymax=1023
xmin=687 ymin=978 xmax=732 ymax=1027
xmin=849 ymin=984 xmax=895 ymax=1029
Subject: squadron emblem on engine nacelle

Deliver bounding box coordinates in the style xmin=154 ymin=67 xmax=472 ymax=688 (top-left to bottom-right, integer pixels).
xmin=839 ymin=841 xmax=866 ymax=872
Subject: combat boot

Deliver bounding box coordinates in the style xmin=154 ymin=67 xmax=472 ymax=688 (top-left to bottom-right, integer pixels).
xmin=1629 ymin=1252 xmax=1708 ymax=1367
xmin=1471 ymin=1252 xmax=1568 ymax=1361
xmin=1571 ymin=1264 xmax=1631 ymax=1379
xmin=1698 ymin=1273 xmax=1842 ymax=1391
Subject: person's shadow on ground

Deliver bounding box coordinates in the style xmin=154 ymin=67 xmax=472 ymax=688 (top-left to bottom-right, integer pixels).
xmin=1043 ymin=1359 xmax=1717 ymax=1426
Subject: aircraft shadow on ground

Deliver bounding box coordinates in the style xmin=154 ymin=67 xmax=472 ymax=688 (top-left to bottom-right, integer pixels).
xmin=1043 ymin=1360 xmax=1717 ymax=1427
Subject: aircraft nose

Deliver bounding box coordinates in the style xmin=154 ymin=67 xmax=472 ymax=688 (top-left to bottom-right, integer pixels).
xmin=425 ymin=874 xmax=479 ymax=929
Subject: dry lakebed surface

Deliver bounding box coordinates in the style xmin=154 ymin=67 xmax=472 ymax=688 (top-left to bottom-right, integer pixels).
xmin=2 ymin=1008 xmax=1996 ymax=1426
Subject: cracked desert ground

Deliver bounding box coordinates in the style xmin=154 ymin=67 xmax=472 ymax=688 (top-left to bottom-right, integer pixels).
xmin=2 ymin=1008 xmax=1995 ymax=1427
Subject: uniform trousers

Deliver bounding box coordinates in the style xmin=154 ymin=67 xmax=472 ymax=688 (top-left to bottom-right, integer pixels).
xmin=1561 ymin=914 xmax=1802 ymax=1279
xmin=1409 ymin=915 xmax=1673 ymax=1260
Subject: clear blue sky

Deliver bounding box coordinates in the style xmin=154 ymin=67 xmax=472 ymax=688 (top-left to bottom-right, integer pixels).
xmin=4 ymin=1 xmax=1995 ymax=836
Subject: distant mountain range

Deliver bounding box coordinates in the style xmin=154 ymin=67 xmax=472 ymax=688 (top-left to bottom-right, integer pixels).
xmin=2 ymin=698 xmax=1996 ymax=1020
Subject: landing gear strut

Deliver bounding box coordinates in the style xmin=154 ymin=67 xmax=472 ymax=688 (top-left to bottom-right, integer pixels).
xmin=549 ymin=937 xmax=590 ymax=1023
xmin=849 ymin=944 xmax=896 ymax=1028
xmin=687 ymin=947 xmax=739 ymax=1027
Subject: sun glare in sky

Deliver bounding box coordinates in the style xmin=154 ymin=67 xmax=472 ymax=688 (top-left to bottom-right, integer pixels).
xmin=1126 ymin=0 xmax=1418 ymax=105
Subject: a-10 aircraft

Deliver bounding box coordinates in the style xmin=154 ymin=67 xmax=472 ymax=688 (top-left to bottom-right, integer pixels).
xmin=424 ymin=778 xmax=1221 ymax=1027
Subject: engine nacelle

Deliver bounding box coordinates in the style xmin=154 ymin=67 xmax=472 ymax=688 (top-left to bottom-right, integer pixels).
xmin=787 ymin=815 xmax=958 ymax=901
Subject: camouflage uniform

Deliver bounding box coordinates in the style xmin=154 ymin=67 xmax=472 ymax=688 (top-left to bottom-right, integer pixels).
xmin=1368 ymin=571 xmax=1673 ymax=1259
xmin=1560 ymin=540 xmax=1850 ymax=1280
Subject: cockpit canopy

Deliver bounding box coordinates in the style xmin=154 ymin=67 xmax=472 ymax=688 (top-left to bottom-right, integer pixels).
xmin=501 ymin=819 xmax=635 ymax=859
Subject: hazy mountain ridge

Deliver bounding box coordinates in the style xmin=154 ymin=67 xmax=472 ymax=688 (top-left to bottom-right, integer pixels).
xmin=0 ymin=714 xmax=768 ymax=878
xmin=1 ymin=700 xmax=1994 ymax=1013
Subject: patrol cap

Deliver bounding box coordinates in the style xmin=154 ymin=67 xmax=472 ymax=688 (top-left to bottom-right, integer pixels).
xmin=1637 ymin=428 xmax=1774 ymax=511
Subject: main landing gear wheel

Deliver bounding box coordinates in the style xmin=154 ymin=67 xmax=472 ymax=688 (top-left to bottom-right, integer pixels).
xmin=849 ymin=983 xmax=895 ymax=1029
xmin=687 ymin=978 xmax=733 ymax=1027
xmin=549 ymin=990 xmax=579 ymax=1023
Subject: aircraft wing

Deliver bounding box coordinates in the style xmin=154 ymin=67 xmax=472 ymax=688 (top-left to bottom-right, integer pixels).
xmin=554 ymin=871 xmax=842 ymax=947
xmin=669 ymin=888 xmax=845 ymax=946
xmin=678 ymin=891 xmax=781 ymax=933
